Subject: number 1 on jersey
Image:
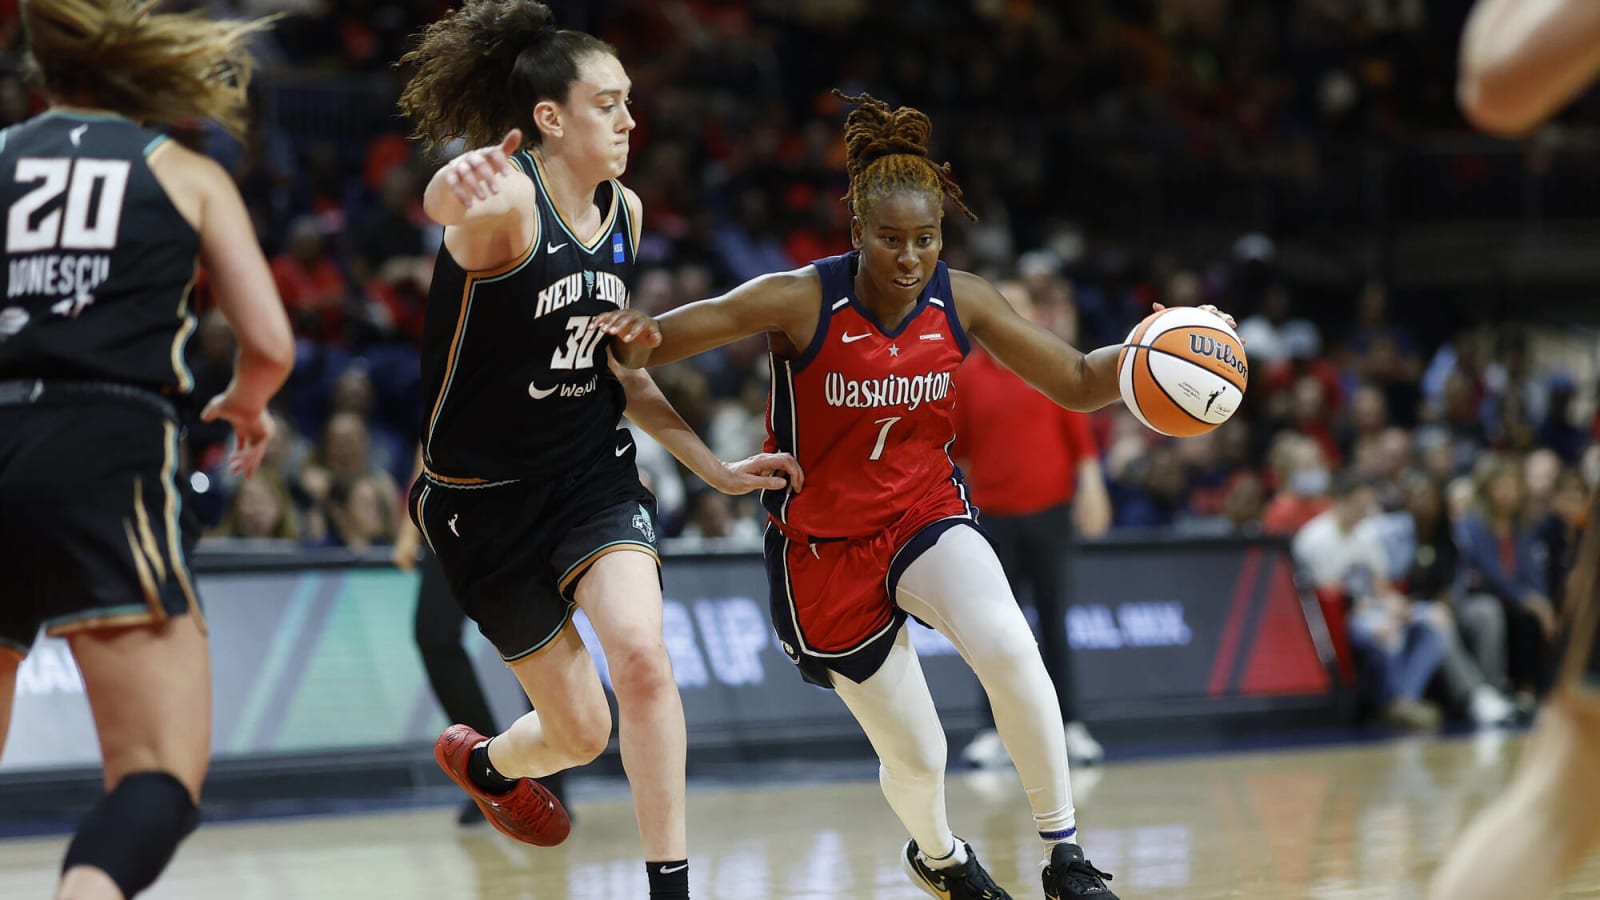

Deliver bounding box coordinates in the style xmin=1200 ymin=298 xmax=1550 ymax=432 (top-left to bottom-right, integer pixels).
xmin=551 ymin=315 xmax=606 ymax=370
xmin=869 ymin=416 xmax=902 ymax=461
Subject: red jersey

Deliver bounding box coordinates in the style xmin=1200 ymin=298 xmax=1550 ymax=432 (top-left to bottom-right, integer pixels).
xmin=763 ymin=253 xmax=971 ymax=540
xmin=953 ymin=347 xmax=1097 ymax=516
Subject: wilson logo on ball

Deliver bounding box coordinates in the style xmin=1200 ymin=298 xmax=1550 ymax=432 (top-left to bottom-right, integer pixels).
xmin=1188 ymin=334 xmax=1248 ymax=378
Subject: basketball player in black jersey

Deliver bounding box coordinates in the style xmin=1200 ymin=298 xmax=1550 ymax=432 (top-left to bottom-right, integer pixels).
xmin=1428 ymin=3 xmax=1600 ymax=898
xmin=397 ymin=5 xmax=800 ymax=898
xmin=0 ymin=2 xmax=293 ymax=898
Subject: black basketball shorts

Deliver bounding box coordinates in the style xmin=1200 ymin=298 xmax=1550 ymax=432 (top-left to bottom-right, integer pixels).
xmin=410 ymin=428 xmax=660 ymax=662
xmin=0 ymin=400 xmax=202 ymax=658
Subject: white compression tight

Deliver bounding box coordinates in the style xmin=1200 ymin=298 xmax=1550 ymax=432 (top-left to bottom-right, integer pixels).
xmin=830 ymin=524 xmax=1077 ymax=858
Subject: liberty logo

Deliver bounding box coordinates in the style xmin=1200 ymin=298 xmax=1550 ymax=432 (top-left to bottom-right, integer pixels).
xmin=1205 ymin=388 xmax=1223 ymax=415
xmin=631 ymin=504 xmax=655 ymax=543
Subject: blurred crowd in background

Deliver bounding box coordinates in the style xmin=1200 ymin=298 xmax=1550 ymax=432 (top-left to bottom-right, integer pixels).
xmin=3 ymin=0 xmax=1598 ymax=725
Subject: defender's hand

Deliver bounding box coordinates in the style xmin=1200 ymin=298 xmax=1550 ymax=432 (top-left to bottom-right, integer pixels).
xmin=591 ymin=309 xmax=663 ymax=346
xmin=711 ymin=452 xmax=805 ymax=495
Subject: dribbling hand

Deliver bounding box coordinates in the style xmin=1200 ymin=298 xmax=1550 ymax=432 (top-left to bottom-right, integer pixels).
xmin=200 ymin=392 xmax=275 ymax=477
xmin=1154 ymin=302 xmax=1239 ymax=334
xmin=442 ymin=128 xmax=522 ymax=208
xmin=714 ymin=452 xmax=806 ymax=496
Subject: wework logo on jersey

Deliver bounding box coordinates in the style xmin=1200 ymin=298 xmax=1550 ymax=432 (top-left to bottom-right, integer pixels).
xmin=823 ymin=370 xmax=952 ymax=412
xmin=1188 ymin=334 xmax=1247 ymax=378
xmin=535 ymin=270 xmax=629 ymax=319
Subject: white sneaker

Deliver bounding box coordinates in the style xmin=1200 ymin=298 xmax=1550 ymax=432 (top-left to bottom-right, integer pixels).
xmin=959 ymin=729 xmax=1009 ymax=770
xmin=1469 ymin=684 xmax=1516 ymax=727
xmin=1064 ymin=721 xmax=1105 ymax=766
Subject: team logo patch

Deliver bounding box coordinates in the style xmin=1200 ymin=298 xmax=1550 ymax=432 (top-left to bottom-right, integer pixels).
xmin=631 ymin=504 xmax=655 ymax=543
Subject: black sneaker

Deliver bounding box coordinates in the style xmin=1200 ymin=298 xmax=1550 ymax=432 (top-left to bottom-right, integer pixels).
xmin=902 ymin=839 xmax=1013 ymax=899
xmin=1042 ymin=842 xmax=1118 ymax=899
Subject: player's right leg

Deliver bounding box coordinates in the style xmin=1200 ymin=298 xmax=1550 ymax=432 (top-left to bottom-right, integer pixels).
xmin=434 ymin=624 xmax=601 ymax=847
xmin=59 ymin=616 xmax=210 ymax=900
xmin=830 ymin=628 xmax=1014 ymax=900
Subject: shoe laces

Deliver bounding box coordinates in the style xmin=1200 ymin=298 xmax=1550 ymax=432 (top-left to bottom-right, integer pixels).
xmin=947 ymin=859 xmax=1007 ymax=899
xmin=491 ymin=781 xmax=558 ymax=823
xmin=1051 ymin=857 xmax=1114 ymax=894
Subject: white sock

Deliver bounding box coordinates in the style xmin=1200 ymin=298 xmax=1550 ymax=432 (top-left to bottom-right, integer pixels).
xmin=921 ymin=839 xmax=969 ymax=870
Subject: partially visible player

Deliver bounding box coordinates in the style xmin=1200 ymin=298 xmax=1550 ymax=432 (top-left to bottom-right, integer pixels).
xmin=0 ymin=2 xmax=294 ymax=898
xmin=598 ymin=90 xmax=1235 ymax=900
xmin=396 ymin=4 xmax=799 ymax=898
xmin=1428 ymin=3 xmax=1600 ymax=897
xmin=1457 ymin=0 xmax=1600 ymax=136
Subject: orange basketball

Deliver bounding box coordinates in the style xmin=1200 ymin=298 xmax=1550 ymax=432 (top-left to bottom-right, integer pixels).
xmin=1116 ymin=306 xmax=1247 ymax=437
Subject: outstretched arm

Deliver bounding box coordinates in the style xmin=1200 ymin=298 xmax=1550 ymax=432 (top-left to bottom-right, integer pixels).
xmin=611 ymin=355 xmax=805 ymax=495
xmin=956 ymin=270 xmax=1236 ymax=413
xmin=955 ymin=271 xmax=1123 ymax=412
xmin=592 ymin=268 xmax=820 ymax=369
xmin=1459 ymin=0 xmax=1600 ymax=135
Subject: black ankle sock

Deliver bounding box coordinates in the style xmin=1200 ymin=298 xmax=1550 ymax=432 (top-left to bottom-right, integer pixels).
xmin=646 ymin=859 xmax=689 ymax=899
xmin=466 ymin=740 xmax=519 ymax=795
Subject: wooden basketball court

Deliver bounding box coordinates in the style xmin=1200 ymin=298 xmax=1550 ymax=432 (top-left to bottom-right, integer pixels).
xmin=1 ymin=732 xmax=1595 ymax=898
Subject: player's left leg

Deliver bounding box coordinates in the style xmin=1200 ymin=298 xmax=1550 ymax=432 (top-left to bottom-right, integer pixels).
xmin=60 ymin=615 xmax=210 ymax=900
xmin=895 ymin=524 xmax=1117 ymax=899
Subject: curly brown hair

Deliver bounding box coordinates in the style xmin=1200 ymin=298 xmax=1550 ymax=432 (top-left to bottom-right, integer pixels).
xmin=398 ymin=0 xmax=616 ymax=156
xmin=832 ymin=89 xmax=976 ymax=223
xmin=21 ymin=0 xmax=272 ymax=137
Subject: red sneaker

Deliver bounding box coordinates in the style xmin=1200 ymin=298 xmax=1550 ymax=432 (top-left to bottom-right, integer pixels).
xmin=434 ymin=724 xmax=572 ymax=847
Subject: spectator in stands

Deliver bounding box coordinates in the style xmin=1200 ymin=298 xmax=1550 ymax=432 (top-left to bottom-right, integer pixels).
xmin=1534 ymin=468 xmax=1589 ymax=615
xmin=1262 ymin=433 xmax=1332 ymax=534
xmin=215 ymin=471 xmax=301 ymax=541
xmin=1394 ymin=472 xmax=1515 ymax=726
xmin=324 ymin=474 xmax=398 ymax=552
xmin=1294 ymin=472 xmax=1445 ymax=730
xmin=1457 ymin=454 xmax=1557 ymax=699
xmin=1537 ymin=374 xmax=1585 ymax=464
xmin=271 ymin=215 xmax=350 ymax=345
xmin=298 ymin=411 xmax=399 ymax=546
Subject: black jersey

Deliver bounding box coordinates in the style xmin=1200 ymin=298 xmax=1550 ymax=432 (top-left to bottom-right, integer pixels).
xmin=0 ymin=111 xmax=200 ymax=395
xmin=420 ymin=149 xmax=637 ymax=483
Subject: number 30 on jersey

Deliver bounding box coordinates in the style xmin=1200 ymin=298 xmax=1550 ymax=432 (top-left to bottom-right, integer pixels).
xmin=550 ymin=315 xmax=606 ymax=370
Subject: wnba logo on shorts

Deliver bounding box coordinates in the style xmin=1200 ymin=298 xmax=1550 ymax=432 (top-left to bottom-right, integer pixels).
xmin=631 ymin=504 xmax=655 ymax=543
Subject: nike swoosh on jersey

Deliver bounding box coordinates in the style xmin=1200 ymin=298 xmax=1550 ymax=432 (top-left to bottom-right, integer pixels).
xmin=615 ymin=443 xmax=633 ymax=457
xmin=528 ymin=383 xmax=558 ymax=400
xmin=546 ymin=241 xmax=568 ymax=254
xmin=841 ymin=332 xmax=872 ymax=343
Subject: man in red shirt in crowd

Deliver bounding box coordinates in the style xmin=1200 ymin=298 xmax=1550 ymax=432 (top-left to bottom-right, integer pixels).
xmin=953 ymin=280 xmax=1112 ymax=768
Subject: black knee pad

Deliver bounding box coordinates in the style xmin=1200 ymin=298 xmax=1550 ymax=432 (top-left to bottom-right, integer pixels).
xmin=62 ymin=770 xmax=199 ymax=898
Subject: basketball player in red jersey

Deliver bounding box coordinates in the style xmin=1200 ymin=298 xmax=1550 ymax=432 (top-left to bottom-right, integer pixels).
xmin=1426 ymin=3 xmax=1600 ymax=898
xmin=597 ymin=91 xmax=1236 ymax=900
